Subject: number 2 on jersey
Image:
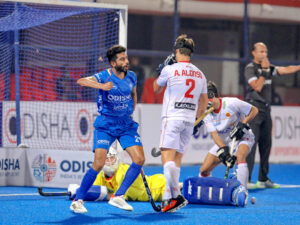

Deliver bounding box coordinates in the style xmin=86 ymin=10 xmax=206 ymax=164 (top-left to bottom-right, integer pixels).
xmin=185 ymin=79 xmax=195 ymax=98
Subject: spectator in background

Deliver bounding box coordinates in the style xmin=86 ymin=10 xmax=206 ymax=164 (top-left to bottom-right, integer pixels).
xmin=56 ymin=65 xmax=77 ymax=100
xmin=130 ymin=56 xmax=145 ymax=103
xmin=244 ymin=42 xmax=300 ymax=189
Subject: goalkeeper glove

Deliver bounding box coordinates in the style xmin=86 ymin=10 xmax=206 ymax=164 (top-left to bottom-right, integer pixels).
xmin=229 ymin=122 xmax=250 ymax=141
xmin=193 ymin=120 xmax=204 ymax=136
xmin=217 ymin=146 xmax=236 ymax=168
xmin=156 ymin=54 xmax=176 ymax=75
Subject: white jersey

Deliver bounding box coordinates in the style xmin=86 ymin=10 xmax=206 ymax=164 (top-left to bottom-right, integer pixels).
xmin=204 ymin=97 xmax=252 ymax=143
xmin=157 ymin=61 xmax=207 ymax=122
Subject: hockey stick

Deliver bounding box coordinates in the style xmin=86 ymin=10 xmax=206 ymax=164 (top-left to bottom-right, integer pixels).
xmin=38 ymin=187 xmax=70 ymax=197
xmin=194 ymin=106 xmax=214 ymax=128
xmin=151 ymin=107 xmax=215 ymax=157
xmin=140 ymin=169 xmax=161 ymax=212
xmin=224 ymin=137 xmax=236 ymax=179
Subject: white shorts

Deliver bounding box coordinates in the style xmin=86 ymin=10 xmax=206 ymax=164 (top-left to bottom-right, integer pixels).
xmin=209 ymin=130 xmax=255 ymax=156
xmin=159 ymin=118 xmax=194 ymax=154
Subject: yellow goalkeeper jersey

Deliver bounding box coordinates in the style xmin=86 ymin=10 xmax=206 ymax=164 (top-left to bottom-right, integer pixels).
xmin=93 ymin=163 xmax=166 ymax=201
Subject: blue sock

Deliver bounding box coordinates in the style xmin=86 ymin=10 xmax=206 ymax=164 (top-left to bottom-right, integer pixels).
xmin=115 ymin=162 xmax=142 ymax=196
xmin=75 ymin=167 xmax=98 ymax=200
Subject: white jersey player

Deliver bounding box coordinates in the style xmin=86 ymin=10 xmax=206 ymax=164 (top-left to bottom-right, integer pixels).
xmin=158 ymin=62 xmax=207 ymax=122
xmin=154 ymin=34 xmax=208 ymax=213
xmin=199 ymin=81 xmax=258 ymax=191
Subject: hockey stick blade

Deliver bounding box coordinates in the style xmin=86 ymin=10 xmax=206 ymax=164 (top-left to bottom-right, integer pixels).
xmin=151 ymin=147 xmax=161 ymax=157
xmin=38 ymin=187 xmax=70 ymax=197
xmin=141 ymin=169 xmax=161 ymax=212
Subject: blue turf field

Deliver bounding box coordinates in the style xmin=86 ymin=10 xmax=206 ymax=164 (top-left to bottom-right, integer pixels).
xmin=1 ymin=164 xmax=300 ymax=225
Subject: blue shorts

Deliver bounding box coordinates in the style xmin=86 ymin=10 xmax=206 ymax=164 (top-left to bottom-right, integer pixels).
xmin=93 ymin=115 xmax=142 ymax=151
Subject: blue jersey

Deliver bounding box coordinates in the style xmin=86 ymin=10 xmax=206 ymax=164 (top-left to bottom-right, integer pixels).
xmin=93 ymin=69 xmax=137 ymax=118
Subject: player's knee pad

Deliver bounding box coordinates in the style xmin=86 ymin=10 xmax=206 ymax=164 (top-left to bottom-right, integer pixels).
xmin=183 ymin=177 xmax=240 ymax=205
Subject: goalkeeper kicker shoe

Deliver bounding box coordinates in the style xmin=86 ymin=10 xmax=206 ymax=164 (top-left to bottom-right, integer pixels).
xmin=232 ymin=185 xmax=248 ymax=207
xmin=70 ymin=199 xmax=87 ymax=213
xmin=108 ymin=194 xmax=133 ymax=211
xmin=162 ymin=195 xmax=188 ymax=212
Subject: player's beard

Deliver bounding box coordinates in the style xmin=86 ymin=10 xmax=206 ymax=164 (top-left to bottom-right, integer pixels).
xmin=115 ymin=64 xmax=128 ymax=73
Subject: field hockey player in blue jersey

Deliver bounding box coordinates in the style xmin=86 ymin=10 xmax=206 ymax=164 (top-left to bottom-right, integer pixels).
xmin=72 ymin=45 xmax=145 ymax=213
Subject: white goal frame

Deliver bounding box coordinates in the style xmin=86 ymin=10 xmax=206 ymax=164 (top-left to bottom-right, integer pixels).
xmin=4 ymin=0 xmax=128 ymax=47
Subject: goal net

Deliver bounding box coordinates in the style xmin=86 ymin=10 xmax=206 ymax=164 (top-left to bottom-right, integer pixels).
xmin=0 ymin=0 xmax=127 ymax=150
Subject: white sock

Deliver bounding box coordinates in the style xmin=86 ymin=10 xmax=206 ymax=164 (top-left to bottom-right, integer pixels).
xmin=162 ymin=161 xmax=172 ymax=200
xmin=173 ymin=166 xmax=181 ymax=198
xmin=163 ymin=161 xmax=180 ymax=200
xmin=237 ymin=162 xmax=248 ymax=188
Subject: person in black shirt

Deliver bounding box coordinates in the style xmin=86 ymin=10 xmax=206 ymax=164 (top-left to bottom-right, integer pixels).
xmin=129 ymin=56 xmax=145 ymax=103
xmin=244 ymin=42 xmax=300 ymax=189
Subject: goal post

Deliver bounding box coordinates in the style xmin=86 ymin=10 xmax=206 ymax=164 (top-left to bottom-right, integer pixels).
xmin=3 ymin=0 xmax=128 ymax=46
xmin=0 ymin=0 xmax=128 ymax=150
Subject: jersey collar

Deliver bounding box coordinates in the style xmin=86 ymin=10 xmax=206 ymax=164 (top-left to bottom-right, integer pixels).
xmin=178 ymin=61 xmax=190 ymax=63
xmin=213 ymin=98 xmax=222 ymax=114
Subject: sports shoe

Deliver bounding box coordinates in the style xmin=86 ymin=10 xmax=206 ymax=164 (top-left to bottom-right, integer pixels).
xmin=247 ymin=182 xmax=257 ymax=190
xmin=108 ymin=194 xmax=133 ymax=211
xmin=162 ymin=195 xmax=188 ymax=212
xmin=68 ymin=184 xmax=80 ymax=200
xmin=257 ymin=179 xmax=280 ymax=189
xmin=70 ymin=199 xmax=87 ymax=213
xmin=232 ymin=185 xmax=248 ymax=207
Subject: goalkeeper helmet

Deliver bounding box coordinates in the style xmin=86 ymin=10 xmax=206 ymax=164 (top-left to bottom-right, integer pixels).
xmin=103 ymin=146 xmax=120 ymax=177
xmin=207 ymin=81 xmax=219 ymax=99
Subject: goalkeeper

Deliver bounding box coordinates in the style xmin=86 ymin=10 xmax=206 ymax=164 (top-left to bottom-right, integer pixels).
xmin=198 ymin=81 xmax=258 ymax=205
xmin=68 ymin=147 xmax=166 ymax=202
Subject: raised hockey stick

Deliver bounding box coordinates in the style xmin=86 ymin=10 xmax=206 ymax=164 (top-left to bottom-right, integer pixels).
xmin=38 ymin=187 xmax=70 ymax=197
xmin=151 ymin=107 xmax=214 ymax=157
xmin=140 ymin=169 xmax=161 ymax=212
xmin=224 ymin=137 xmax=236 ymax=179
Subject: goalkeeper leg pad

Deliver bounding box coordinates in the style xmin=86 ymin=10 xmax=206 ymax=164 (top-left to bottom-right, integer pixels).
xmin=85 ymin=185 xmax=108 ymax=201
xmin=183 ymin=177 xmax=240 ymax=205
xmin=68 ymin=184 xmax=80 ymax=200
